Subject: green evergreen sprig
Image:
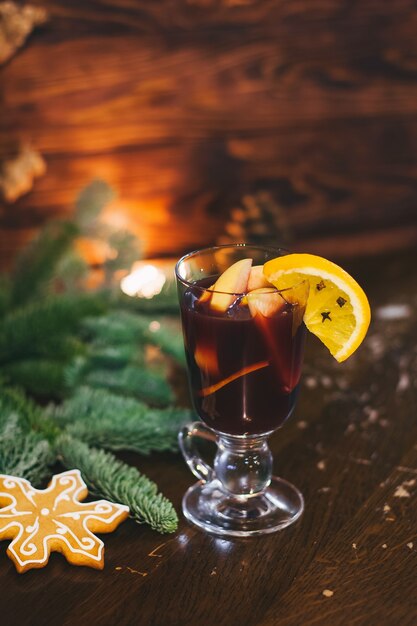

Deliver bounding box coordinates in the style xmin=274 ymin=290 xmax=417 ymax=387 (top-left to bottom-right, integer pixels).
xmin=0 ymin=384 xmax=43 ymax=432
xmin=75 ymin=179 xmax=116 ymax=230
xmin=82 ymin=366 xmax=174 ymax=406
xmin=82 ymin=310 xmax=185 ymax=365
xmin=0 ymin=390 xmax=54 ymax=485
xmin=0 ymin=179 xmax=191 ymax=535
xmin=11 ymin=221 xmax=79 ymax=307
xmin=0 ymin=419 xmax=53 ymax=486
xmin=1 ymin=359 xmax=69 ymax=398
xmin=50 ymin=387 xmax=189 ymax=454
xmin=118 ymin=279 xmax=179 ymax=315
xmin=56 ymin=435 xmax=178 ymax=533
xmin=0 ymin=276 xmax=11 ymax=319
xmin=0 ymin=294 xmax=105 ymax=365
xmin=0 ymin=384 xmax=58 ymax=441
xmin=88 ymin=343 xmax=141 ymax=369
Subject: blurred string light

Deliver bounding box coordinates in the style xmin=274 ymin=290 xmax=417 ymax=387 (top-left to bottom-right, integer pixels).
xmin=121 ymin=262 xmax=166 ymax=298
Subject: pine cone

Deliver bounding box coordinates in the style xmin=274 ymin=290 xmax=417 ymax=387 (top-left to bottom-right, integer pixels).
xmin=217 ymin=191 xmax=293 ymax=248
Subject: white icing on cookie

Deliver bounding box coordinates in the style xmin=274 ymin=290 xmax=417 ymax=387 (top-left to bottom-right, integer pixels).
xmin=0 ymin=470 xmax=129 ymax=572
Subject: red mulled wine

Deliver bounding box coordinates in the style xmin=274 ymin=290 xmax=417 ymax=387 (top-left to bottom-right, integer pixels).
xmin=179 ymin=276 xmax=306 ymax=436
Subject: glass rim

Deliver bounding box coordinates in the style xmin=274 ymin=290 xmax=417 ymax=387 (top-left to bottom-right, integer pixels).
xmin=175 ymin=243 xmax=308 ymax=296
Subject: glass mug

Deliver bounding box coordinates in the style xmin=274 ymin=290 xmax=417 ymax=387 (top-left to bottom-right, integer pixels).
xmin=176 ymin=244 xmax=308 ymax=537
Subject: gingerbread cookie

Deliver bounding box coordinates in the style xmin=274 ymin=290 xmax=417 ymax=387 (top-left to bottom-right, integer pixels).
xmin=0 ymin=469 xmax=129 ymax=573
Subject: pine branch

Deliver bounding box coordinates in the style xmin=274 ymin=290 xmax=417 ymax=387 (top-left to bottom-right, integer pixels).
xmin=56 ymin=435 xmax=178 ymax=534
xmin=103 ymin=230 xmax=141 ymax=276
xmin=0 ymin=418 xmax=53 ymax=486
xmin=11 ymin=220 xmax=78 ymax=307
xmin=83 ymin=366 xmax=174 ymax=406
xmin=1 ymin=359 xmax=69 ymax=399
xmin=135 ymin=317 xmax=185 ymax=365
xmin=75 ymin=180 xmax=115 ymax=231
xmin=82 ymin=311 xmax=143 ymax=344
xmin=87 ymin=343 xmax=142 ymax=369
xmin=0 ymin=385 xmax=60 ymax=442
xmin=0 ymin=391 xmax=54 ymax=485
xmin=0 ymin=275 xmax=11 ymax=318
xmin=0 ymin=384 xmax=41 ymax=432
xmin=0 ymin=294 xmax=105 ymax=365
xmin=117 ymin=280 xmax=179 ymax=315
xmin=54 ymin=252 xmax=89 ymax=293
xmin=50 ymin=386 xmax=190 ymax=454
xmin=83 ymin=311 xmax=184 ymax=365
xmin=64 ymin=356 xmax=89 ymax=389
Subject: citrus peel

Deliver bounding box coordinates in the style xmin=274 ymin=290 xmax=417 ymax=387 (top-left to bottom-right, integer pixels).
xmin=263 ymin=253 xmax=371 ymax=362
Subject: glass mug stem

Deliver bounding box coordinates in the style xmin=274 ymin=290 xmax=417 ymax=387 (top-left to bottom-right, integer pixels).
xmin=179 ymin=421 xmax=303 ymax=537
xmin=179 ymin=422 xmax=272 ymax=497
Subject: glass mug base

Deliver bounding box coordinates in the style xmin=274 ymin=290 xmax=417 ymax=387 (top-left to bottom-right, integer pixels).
xmin=182 ymin=476 xmax=304 ymax=537
xmin=178 ymin=422 xmax=305 ymax=537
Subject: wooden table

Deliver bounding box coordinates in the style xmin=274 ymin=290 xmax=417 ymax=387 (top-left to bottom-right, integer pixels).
xmin=1 ymin=250 xmax=416 ymax=626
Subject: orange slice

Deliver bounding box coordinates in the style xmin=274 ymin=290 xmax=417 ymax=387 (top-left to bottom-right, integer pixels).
xmin=194 ymin=342 xmax=219 ymax=377
xmin=199 ymin=360 xmax=269 ymax=397
xmin=263 ymin=253 xmax=371 ymax=362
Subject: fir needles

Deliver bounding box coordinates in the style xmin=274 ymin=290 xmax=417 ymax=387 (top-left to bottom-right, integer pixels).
xmin=56 ymin=436 xmax=178 ymax=534
xmin=50 ymin=387 xmax=191 ymax=455
xmin=0 ymin=180 xmax=190 ymax=534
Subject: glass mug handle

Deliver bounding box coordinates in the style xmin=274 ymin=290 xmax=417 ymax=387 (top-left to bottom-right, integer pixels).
xmin=178 ymin=422 xmax=216 ymax=483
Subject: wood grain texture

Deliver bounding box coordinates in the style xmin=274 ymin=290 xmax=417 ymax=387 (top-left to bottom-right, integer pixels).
xmin=0 ymin=249 xmax=416 ymax=626
xmin=1 ymin=1 xmax=417 ymax=264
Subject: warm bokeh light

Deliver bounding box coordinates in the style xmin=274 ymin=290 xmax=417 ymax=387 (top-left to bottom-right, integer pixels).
xmin=74 ymin=238 xmax=113 ymax=266
xmin=101 ymin=205 xmax=130 ymax=230
xmin=121 ymin=263 xmax=166 ymax=298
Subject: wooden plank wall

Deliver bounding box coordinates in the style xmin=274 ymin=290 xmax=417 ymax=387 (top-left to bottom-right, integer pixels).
xmin=1 ymin=0 xmax=417 ymax=266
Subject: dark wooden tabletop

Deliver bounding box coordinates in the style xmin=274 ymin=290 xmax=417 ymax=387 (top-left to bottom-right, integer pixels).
xmin=1 ymin=249 xmax=416 ymax=626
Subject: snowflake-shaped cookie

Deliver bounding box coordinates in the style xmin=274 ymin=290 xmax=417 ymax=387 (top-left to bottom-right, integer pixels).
xmin=0 ymin=469 xmax=129 ymax=573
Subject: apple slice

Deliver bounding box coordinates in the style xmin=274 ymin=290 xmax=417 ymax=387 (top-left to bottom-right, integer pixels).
xmin=210 ymin=258 xmax=252 ymax=312
xmin=198 ymin=284 xmax=214 ymax=304
xmin=247 ymin=288 xmax=297 ymax=391
xmin=247 ymin=287 xmax=286 ymax=318
xmin=247 ymin=265 xmax=272 ymax=291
